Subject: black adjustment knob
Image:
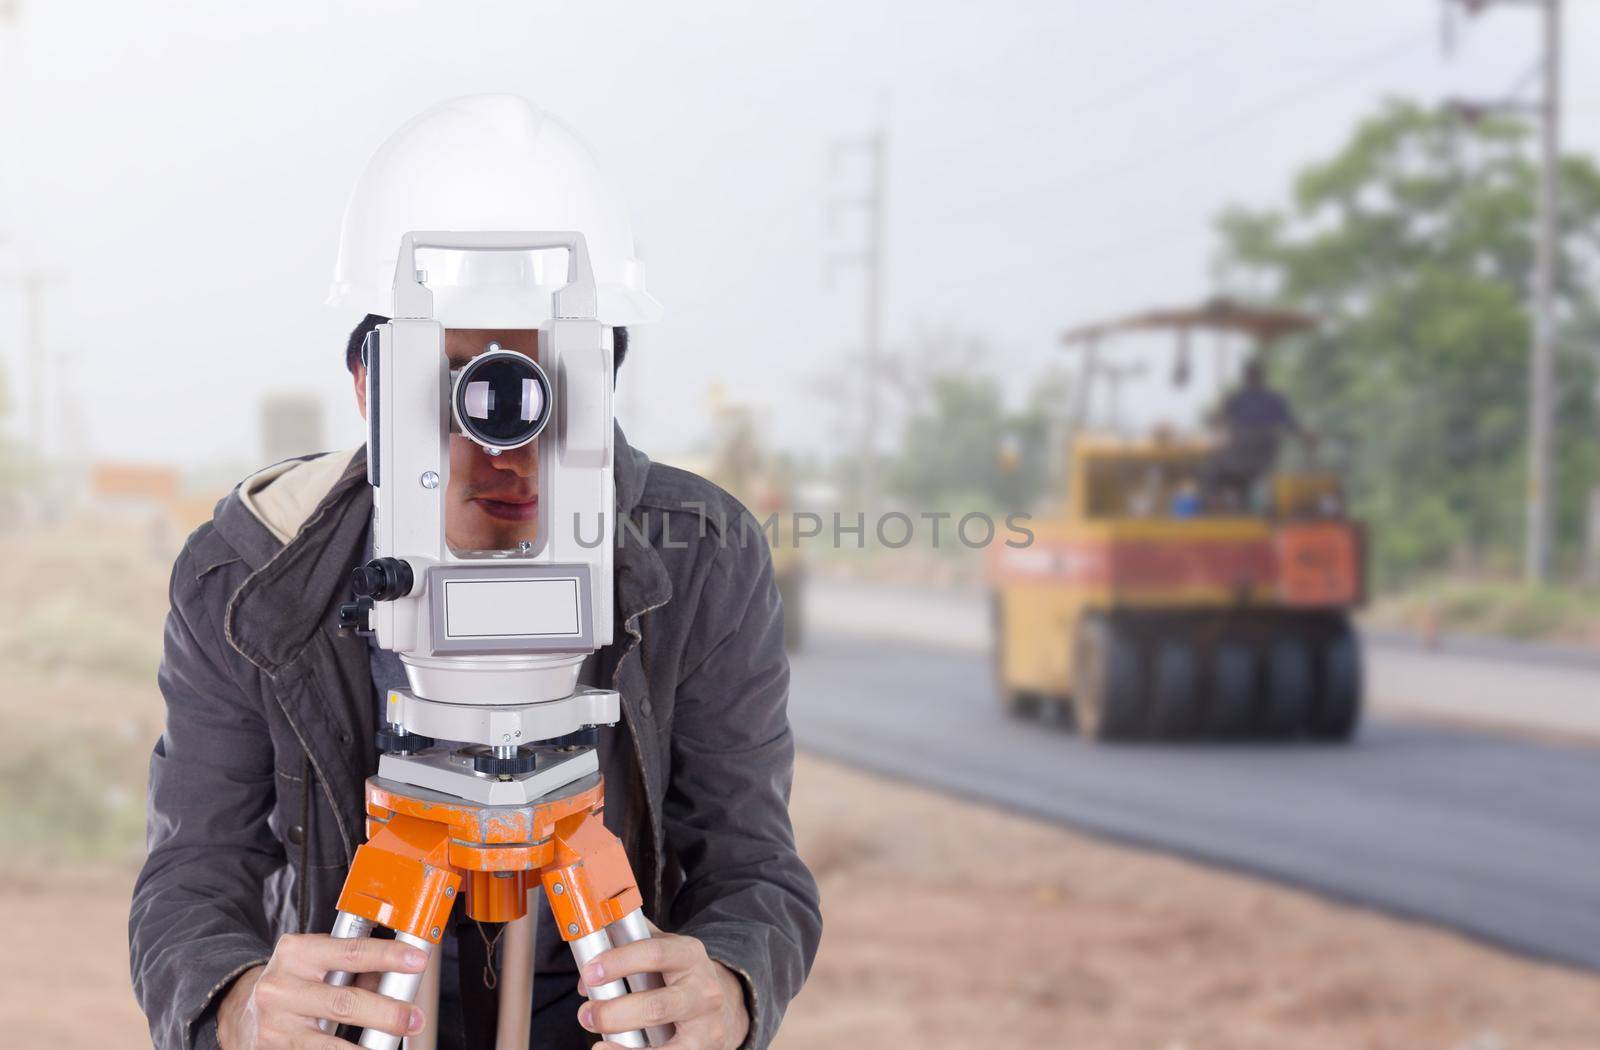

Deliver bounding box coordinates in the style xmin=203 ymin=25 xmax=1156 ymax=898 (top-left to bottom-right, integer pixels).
xmin=472 ymin=748 xmax=538 ymax=776
xmin=375 ymin=727 xmax=434 ymax=754
xmin=352 ymin=557 xmax=414 ymax=601
xmin=337 ymin=597 xmax=374 ymax=636
xmin=544 ymin=727 xmax=598 ymax=750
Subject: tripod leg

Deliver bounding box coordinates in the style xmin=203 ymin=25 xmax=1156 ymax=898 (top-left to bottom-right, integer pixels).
xmin=605 ymin=909 xmax=674 ymax=1047
xmin=320 ymin=912 xmax=377 ymax=1033
xmin=327 ymin=813 xmax=462 ymax=1050
xmin=360 ymin=932 xmax=432 ymax=1050
xmin=405 ymin=943 xmax=442 ymax=1050
xmin=543 ymin=811 xmax=674 ymax=1048
xmin=568 ymin=928 xmax=647 ymax=1049
xmin=494 ymin=891 xmax=537 ymax=1050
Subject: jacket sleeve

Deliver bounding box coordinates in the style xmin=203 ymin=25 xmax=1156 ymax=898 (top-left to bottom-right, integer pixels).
xmin=663 ymin=528 xmax=823 ymax=1050
xmin=129 ymin=535 xmax=281 ymax=1050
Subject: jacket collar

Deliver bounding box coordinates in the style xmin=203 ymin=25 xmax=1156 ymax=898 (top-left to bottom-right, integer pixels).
xmin=221 ymin=425 xmax=669 ymax=675
xmin=223 ymin=450 xmax=372 ymax=674
xmin=612 ymin=425 xmax=672 ymax=629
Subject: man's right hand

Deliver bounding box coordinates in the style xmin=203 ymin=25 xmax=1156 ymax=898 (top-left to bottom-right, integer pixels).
xmin=217 ymin=934 xmax=428 ymax=1049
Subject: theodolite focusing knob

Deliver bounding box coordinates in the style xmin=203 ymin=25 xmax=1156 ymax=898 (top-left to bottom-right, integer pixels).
xmin=351 ymin=557 xmax=414 ymax=601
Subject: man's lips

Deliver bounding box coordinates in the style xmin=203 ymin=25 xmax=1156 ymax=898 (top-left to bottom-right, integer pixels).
xmin=472 ymin=496 xmax=538 ymax=522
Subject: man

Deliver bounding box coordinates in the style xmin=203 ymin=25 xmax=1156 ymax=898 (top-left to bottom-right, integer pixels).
xmin=129 ymin=95 xmax=821 ymax=1050
xmin=1204 ymin=357 xmax=1313 ymax=508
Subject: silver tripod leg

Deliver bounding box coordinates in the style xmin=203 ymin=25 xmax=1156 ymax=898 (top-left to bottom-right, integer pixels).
xmin=358 ymin=931 xmax=433 ymax=1050
xmin=322 ymin=911 xmax=377 ymax=1034
xmin=605 ymin=910 xmax=675 ymax=1047
xmin=568 ymin=929 xmax=648 ymax=1049
xmin=495 ymin=890 xmax=539 ymax=1050
xmin=405 ymin=943 xmax=442 ymax=1050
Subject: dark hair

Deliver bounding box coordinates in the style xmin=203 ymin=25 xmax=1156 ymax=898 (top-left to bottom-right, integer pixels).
xmin=345 ymin=317 xmax=629 ymax=377
xmin=346 ymin=314 xmax=388 ymax=374
xmin=613 ymin=325 xmax=629 ymax=372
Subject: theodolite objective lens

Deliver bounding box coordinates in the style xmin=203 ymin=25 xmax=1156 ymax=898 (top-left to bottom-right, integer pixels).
xmin=451 ymin=349 xmax=552 ymax=451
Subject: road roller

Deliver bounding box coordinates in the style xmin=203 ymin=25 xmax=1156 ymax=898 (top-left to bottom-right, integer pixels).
xmin=989 ymin=299 xmax=1365 ymax=741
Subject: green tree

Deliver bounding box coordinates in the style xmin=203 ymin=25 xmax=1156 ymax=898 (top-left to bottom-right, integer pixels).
xmin=1213 ymin=99 xmax=1600 ymax=585
xmin=881 ymin=329 xmax=1056 ymax=510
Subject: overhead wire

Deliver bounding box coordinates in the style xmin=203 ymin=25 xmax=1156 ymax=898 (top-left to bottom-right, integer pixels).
xmin=930 ymin=20 xmax=1438 ymax=228
xmin=908 ymin=0 xmax=1330 ymax=176
xmin=913 ymin=20 xmax=1441 ymax=295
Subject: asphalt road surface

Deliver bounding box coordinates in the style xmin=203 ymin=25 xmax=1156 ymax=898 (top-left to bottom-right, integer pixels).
xmin=787 ymin=632 xmax=1600 ymax=972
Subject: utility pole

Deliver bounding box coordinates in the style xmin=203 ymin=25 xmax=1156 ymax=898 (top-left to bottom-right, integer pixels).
xmin=1 ymin=268 xmax=64 ymax=455
xmin=826 ymin=128 xmax=888 ymax=512
xmin=1530 ymin=0 xmax=1561 ymax=584
xmin=0 ymin=0 xmax=46 ymax=455
xmin=1444 ymin=0 xmax=1562 ymax=583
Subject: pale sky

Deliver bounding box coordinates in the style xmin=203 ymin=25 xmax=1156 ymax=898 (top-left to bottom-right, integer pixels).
xmin=3 ymin=0 xmax=1597 ymax=472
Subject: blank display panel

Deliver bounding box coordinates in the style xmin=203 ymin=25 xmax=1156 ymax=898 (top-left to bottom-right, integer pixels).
xmin=443 ymin=577 xmax=582 ymax=639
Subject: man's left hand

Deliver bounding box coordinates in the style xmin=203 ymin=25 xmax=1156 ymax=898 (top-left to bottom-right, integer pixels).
xmin=577 ymin=929 xmax=749 ymax=1050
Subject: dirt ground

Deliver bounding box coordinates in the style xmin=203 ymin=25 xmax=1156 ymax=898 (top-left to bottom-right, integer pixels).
xmin=4 ymin=522 xmax=1599 ymax=1048
xmin=6 ymin=752 xmax=1600 ymax=1049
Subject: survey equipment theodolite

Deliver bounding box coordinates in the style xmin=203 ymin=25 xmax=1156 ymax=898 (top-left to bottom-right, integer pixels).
xmin=327 ymin=230 xmax=670 ymax=1049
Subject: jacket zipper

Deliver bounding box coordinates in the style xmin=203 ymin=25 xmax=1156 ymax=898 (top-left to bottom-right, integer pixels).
xmin=298 ymin=753 xmax=313 ymax=931
xmin=615 ymin=577 xmax=670 ymax=914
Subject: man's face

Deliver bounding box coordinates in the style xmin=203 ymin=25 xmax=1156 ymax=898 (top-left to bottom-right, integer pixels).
xmin=353 ymin=327 xmax=541 ymax=553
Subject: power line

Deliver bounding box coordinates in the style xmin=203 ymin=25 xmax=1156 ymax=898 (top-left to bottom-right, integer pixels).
xmin=911 ymin=0 xmax=1329 ymax=175
xmin=930 ymin=22 xmax=1435 ymax=227
xmin=908 ymin=24 xmax=1438 ymax=297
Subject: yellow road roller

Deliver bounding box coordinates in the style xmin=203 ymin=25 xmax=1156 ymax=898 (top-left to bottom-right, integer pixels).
xmin=988 ymin=300 xmax=1364 ymax=741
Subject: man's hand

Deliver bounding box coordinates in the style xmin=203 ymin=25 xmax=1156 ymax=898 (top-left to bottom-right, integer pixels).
xmin=577 ymin=930 xmax=749 ymax=1050
xmin=217 ymin=934 xmax=428 ymax=1049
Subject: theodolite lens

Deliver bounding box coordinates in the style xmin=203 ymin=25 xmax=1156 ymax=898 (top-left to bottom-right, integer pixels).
xmin=452 ymin=349 xmax=552 ymax=450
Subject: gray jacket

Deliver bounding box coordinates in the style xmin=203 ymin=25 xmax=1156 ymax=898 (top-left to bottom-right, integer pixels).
xmin=129 ymin=428 xmax=821 ymax=1050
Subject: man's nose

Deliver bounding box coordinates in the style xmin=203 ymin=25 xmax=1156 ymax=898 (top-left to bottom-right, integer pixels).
xmin=487 ymin=441 xmax=538 ymax=478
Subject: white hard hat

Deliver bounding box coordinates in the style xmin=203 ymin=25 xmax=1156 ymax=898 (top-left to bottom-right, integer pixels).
xmin=328 ymin=94 xmax=662 ymax=327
